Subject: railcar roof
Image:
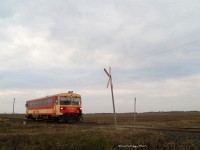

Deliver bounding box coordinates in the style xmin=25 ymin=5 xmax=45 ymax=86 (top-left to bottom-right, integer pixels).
xmin=26 ymin=92 xmax=81 ymax=102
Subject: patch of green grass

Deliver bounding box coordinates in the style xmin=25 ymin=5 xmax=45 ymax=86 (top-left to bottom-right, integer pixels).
xmin=0 ymin=122 xmax=11 ymax=128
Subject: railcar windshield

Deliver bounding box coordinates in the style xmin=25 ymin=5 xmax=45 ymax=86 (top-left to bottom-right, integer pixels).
xmin=72 ymin=97 xmax=81 ymax=105
xmin=60 ymin=96 xmax=71 ymax=105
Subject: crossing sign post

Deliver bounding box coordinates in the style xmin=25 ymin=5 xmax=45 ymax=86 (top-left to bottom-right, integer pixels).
xmin=104 ymin=66 xmax=117 ymax=129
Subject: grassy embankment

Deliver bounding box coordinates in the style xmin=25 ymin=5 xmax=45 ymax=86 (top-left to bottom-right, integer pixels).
xmin=0 ymin=112 xmax=200 ymax=150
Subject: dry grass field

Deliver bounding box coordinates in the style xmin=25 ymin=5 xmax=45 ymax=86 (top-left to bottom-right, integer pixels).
xmin=0 ymin=112 xmax=200 ymax=150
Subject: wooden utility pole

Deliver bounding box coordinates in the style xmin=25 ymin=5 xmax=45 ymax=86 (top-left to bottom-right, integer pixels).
xmin=104 ymin=66 xmax=117 ymax=129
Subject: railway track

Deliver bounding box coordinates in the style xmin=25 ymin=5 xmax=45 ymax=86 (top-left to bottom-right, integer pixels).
xmin=72 ymin=121 xmax=200 ymax=133
xmin=1 ymin=116 xmax=200 ymax=133
xmin=117 ymin=125 xmax=200 ymax=133
xmin=77 ymin=122 xmax=200 ymax=133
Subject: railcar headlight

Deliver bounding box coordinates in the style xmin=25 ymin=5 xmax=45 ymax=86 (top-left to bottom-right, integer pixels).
xmin=60 ymin=107 xmax=63 ymax=110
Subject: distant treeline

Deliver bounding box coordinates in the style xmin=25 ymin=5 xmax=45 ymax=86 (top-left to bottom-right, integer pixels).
xmin=84 ymin=111 xmax=200 ymax=115
xmin=1 ymin=111 xmax=199 ymax=115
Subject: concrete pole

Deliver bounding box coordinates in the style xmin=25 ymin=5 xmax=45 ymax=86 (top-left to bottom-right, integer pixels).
xmin=110 ymin=76 xmax=117 ymax=129
xmin=134 ymin=97 xmax=136 ymax=123
xmin=104 ymin=67 xmax=117 ymax=129
xmin=13 ymin=98 xmax=15 ymax=115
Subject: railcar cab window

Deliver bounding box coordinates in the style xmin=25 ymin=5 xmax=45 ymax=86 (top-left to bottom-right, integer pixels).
xmin=72 ymin=97 xmax=81 ymax=105
xmin=60 ymin=96 xmax=71 ymax=105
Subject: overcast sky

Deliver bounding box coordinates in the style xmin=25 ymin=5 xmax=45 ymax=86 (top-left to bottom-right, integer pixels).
xmin=0 ymin=0 xmax=200 ymax=114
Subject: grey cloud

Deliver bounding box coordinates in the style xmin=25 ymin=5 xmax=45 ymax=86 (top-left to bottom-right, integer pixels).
xmin=0 ymin=0 xmax=200 ymax=113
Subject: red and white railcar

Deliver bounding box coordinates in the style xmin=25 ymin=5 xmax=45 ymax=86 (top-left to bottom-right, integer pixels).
xmin=25 ymin=91 xmax=82 ymax=122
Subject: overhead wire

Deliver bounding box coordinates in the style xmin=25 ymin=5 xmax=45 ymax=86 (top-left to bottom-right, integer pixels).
xmin=125 ymin=40 xmax=200 ymax=68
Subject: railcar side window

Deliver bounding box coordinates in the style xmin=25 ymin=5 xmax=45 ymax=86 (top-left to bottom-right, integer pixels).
xmin=44 ymin=101 xmax=47 ymax=106
xmin=60 ymin=96 xmax=71 ymax=105
xmin=49 ymin=99 xmax=52 ymax=105
xmin=35 ymin=102 xmax=38 ymax=107
xmin=39 ymin=101 xmax=42 ymax=106
xmin=31 ymin=102 xmax=33 ymax=107
xmin=47 ymin=100 xmax=51 ymax=106
xmin=43 ymin=100 xmax=45 ymax=106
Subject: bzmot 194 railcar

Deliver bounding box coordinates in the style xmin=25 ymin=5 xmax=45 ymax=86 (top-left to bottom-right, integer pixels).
xmin=25 ymin=91 xmax=82 ymax=122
